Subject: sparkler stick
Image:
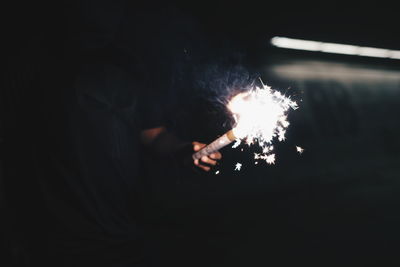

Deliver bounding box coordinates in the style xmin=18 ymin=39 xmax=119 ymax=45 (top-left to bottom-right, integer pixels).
xmin=192 ymin=129 xmax=237 ymax=160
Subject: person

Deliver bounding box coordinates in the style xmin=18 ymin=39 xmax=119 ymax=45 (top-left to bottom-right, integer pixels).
xmin=27 ymin=1 xmax=222 ymax=266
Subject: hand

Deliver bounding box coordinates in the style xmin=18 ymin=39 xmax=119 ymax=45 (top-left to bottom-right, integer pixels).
xmin=192 ymin=141 xmax=222 ymax=172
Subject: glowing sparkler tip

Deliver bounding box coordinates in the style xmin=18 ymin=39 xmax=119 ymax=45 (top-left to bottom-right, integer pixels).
xmin=226 ymin=78 xmax=299 ymax=166
xmin=215 ymin=170 xmax=220 ymax=175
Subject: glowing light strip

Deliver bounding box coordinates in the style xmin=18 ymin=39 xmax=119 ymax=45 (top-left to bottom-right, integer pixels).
xmin=271 ymin=37 xmax=400 ymax=60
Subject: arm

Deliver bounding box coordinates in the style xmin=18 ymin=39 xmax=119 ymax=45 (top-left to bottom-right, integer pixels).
xmin=140 ymin=127 xmax=222 ymax=172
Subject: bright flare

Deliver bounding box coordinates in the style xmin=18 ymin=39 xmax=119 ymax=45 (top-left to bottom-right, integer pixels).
xmin=228 ymin=84 xmax=298 ymax=164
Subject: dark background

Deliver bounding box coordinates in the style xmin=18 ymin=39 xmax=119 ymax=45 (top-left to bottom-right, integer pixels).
xmin=2 ymin=0 xmax=400 ymax=266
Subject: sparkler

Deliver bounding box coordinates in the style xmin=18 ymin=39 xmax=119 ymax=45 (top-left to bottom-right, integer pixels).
xmin=192 ymin=82 xmax=299 ymax=165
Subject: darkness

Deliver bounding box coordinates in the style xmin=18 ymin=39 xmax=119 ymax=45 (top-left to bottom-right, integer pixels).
xmin=2 ymin=0 xmax=400 ymax=266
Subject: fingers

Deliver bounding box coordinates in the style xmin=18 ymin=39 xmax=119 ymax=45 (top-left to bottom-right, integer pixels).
xmin=192 ymin=141 xmax=206 ymax=152
xmin=194 ymin=159 xmax=211 ymax=172
xmin=209 ymin=151 xmax=222 ymax=160
xmin=194 ymin=155 xmax=218 ymax=172
xmin=192 ymin=141 xmax=223 ymax=172
xmin=200 ymin=156 xmax=216 ymax=166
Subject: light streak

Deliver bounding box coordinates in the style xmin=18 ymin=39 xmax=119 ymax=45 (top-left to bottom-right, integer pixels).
xmin=271 ymin=36 xmax=400 ymax=60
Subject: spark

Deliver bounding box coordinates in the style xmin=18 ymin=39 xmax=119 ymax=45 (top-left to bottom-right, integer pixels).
xmin=215 ymin=170 xmax=220 ymax=175
xmin=235 ymin=163 xmax=242 ymax=171
xmin=228 ymin=83 xmax=298 ymax=164
xmin=266 ymin=154 xmax=276 ymax=164
xmin=255 ymin=153 xmax=276 ymax=164
xmin=296 ymin=146 xmax=304 ymax=154
xmin=232 ymin=139 xmax=241 ymax=148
